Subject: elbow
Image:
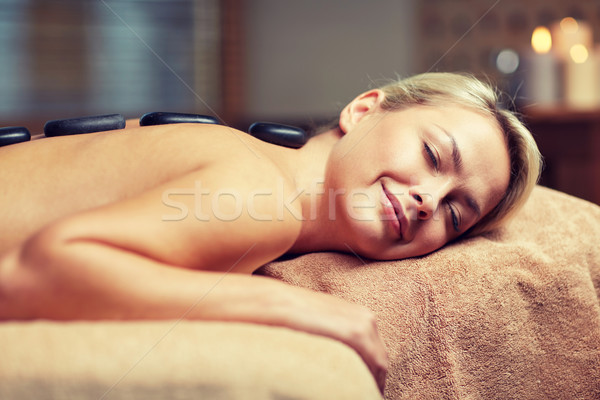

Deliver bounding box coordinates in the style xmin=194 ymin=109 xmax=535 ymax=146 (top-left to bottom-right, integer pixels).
xmin=0 ymin=247 xmax=30 ymax=320
xmin=0 ymin=220 xmax=78 ymax=320
xmin=21 ymin=219 xmax=77 ymax=267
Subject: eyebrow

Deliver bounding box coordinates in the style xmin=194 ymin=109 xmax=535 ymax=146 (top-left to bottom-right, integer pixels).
xmin=441 ymin=126 xmax=463 ymax=172
xmin=435 ymin=124 xmax=482 ymax=220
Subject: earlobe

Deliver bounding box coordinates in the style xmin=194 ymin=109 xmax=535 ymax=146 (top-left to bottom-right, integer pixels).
xmin=338 ymin=89 xmax=385 ymax=134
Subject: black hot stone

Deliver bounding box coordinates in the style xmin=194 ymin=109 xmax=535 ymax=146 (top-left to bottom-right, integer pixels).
xmin=248 ymin=122 xmax=308 ymax=149
xmin=139 ymin=112 xmax=220 ymax=126
xmin=44 ymin=114 xmax=126 ymax=137
xmin=0 ymin=126 xmax=31 ymax=147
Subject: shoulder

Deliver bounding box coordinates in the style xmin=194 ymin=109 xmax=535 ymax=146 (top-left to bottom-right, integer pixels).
xmin=154 ymin=164 xmax=300 ymax=272
xmin=154 ymin=132 xmax=304 ymax=272
xmin=133 ymin=123 xmax=306 ymax=262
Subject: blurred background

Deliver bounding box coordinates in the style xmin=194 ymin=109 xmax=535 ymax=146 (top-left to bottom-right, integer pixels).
xmin=1 ymin=0 xmax=599 ymax=204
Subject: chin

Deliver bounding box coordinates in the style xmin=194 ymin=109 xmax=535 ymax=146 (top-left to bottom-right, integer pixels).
xmin=351 ymin=245 xmax=413 ymax=261
xmin=347 ymin=235 xmax=443 ymax=261
xmin=344 ymin=233 xmax=398 ymax=260
xmin=338 ymin=217 xmax=396 ymax=260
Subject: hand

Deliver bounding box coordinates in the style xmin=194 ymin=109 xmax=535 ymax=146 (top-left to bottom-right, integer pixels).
xmin=331 ymin=301 xmax=388 ymax=393
xmin=277 ymin=286 xmax=389 ymax=393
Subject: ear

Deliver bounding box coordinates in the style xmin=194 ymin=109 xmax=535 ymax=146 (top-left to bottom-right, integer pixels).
xmin=339 ymin=89 xmax=385 ymax=134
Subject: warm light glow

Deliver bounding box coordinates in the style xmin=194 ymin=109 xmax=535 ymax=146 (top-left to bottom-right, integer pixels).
xmin=570 ymin=44 xmax=589 ymax=63
xmin=560 ymin=17 xmax=579 ymax=34
xmin=531 ymin=26 xmax=552 ymax=54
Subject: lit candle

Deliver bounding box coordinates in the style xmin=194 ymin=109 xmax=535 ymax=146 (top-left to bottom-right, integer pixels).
xmin=565 ymin=43 xmax=598 ymax=109
xmin=522 ymin=26 xmax=560 ymax=108
xmin=551 ymin=17 xmax=593 ymax=61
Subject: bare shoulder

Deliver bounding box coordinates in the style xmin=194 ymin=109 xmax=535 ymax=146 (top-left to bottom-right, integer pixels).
xmin=153 ymin=136 xmax=304 ymax=272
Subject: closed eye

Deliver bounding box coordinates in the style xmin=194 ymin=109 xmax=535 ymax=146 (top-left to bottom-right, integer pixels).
xmin=423 ymin=142 xmax=438 ymax=170
xmin=446 ymin=202 xmax=460 ymax=232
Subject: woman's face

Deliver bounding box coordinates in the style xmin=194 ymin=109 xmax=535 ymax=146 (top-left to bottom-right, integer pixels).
xmin=325 ymin=93 xmax=510 ymax=260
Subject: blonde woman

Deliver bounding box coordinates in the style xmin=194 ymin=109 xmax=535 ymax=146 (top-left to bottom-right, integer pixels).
xmin=0 ymin=72 xmax=541 ymax=391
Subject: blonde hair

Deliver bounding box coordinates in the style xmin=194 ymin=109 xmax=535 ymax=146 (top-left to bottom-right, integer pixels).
xmin=378 ymin=72 xmax=542 ymax=235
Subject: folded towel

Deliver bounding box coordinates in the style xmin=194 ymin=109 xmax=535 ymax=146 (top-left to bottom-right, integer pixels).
xmin=258 ymin=186 xmax=600 ymax=399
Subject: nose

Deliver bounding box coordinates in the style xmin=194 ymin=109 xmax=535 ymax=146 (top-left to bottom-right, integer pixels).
xmin=409 ymin=178 xmax=451 ymax=221
xmin=411 ymin=193 xmax=435 ymax=220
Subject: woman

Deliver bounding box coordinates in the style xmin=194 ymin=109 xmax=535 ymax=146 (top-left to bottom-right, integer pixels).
xmin=0 ymin=72 xmax=541 ymax=390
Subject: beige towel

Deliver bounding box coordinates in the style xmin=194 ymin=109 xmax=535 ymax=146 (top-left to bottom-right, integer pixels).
xmin=0 ymin=321 xmax=382 ymax=399
xmin=258 ymin=186 xmax=600 ymax=399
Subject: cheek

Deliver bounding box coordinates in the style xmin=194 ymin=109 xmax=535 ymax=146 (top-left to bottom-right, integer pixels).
xmin=411 ymin=222 xmax=449 ymax=254
xmin=328 ymin=149 xmax=380 ymax=189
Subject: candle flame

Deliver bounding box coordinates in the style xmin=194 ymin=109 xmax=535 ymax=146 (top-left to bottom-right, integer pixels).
xmin=531 ymin=26 xmax=552 ymax=54
xmin=560 ymin=17 xmax=579 ymax=34
xmin=570 ymin=44 xmax=589 ymax=64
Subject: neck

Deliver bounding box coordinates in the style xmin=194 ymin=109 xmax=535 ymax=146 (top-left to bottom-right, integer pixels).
xmin=280 ymin=127 xmax=346 ymax=254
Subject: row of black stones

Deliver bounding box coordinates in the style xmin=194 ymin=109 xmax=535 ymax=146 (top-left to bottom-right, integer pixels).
xmin=0 ymin=112 xmax=308 ymax=149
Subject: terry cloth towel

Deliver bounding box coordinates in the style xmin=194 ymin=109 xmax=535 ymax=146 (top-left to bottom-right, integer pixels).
xmin=258 ymin=186 xmax=600 ymax=400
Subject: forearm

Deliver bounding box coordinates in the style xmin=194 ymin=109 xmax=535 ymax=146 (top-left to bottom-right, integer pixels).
xmin=0 ymin=233 xmax=388 ymax=391
xmin=2 ymin=238 xmax=291 ymax=323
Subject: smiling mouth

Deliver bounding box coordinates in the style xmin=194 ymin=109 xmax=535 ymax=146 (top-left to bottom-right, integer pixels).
xmin=381 ymin=182 xmax=406 ymax=239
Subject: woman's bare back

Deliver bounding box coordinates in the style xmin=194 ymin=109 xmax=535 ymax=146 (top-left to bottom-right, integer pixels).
xmin=0 ymin=123 xmax=300 ymax=258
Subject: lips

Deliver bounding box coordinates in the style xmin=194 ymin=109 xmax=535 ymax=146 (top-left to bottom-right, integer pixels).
xmin=381 ymin=182 xmax=407 ymax=239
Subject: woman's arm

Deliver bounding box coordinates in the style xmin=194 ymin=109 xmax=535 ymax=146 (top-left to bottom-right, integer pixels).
xmin=0 ymin=227 xmax=387 ymax=391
